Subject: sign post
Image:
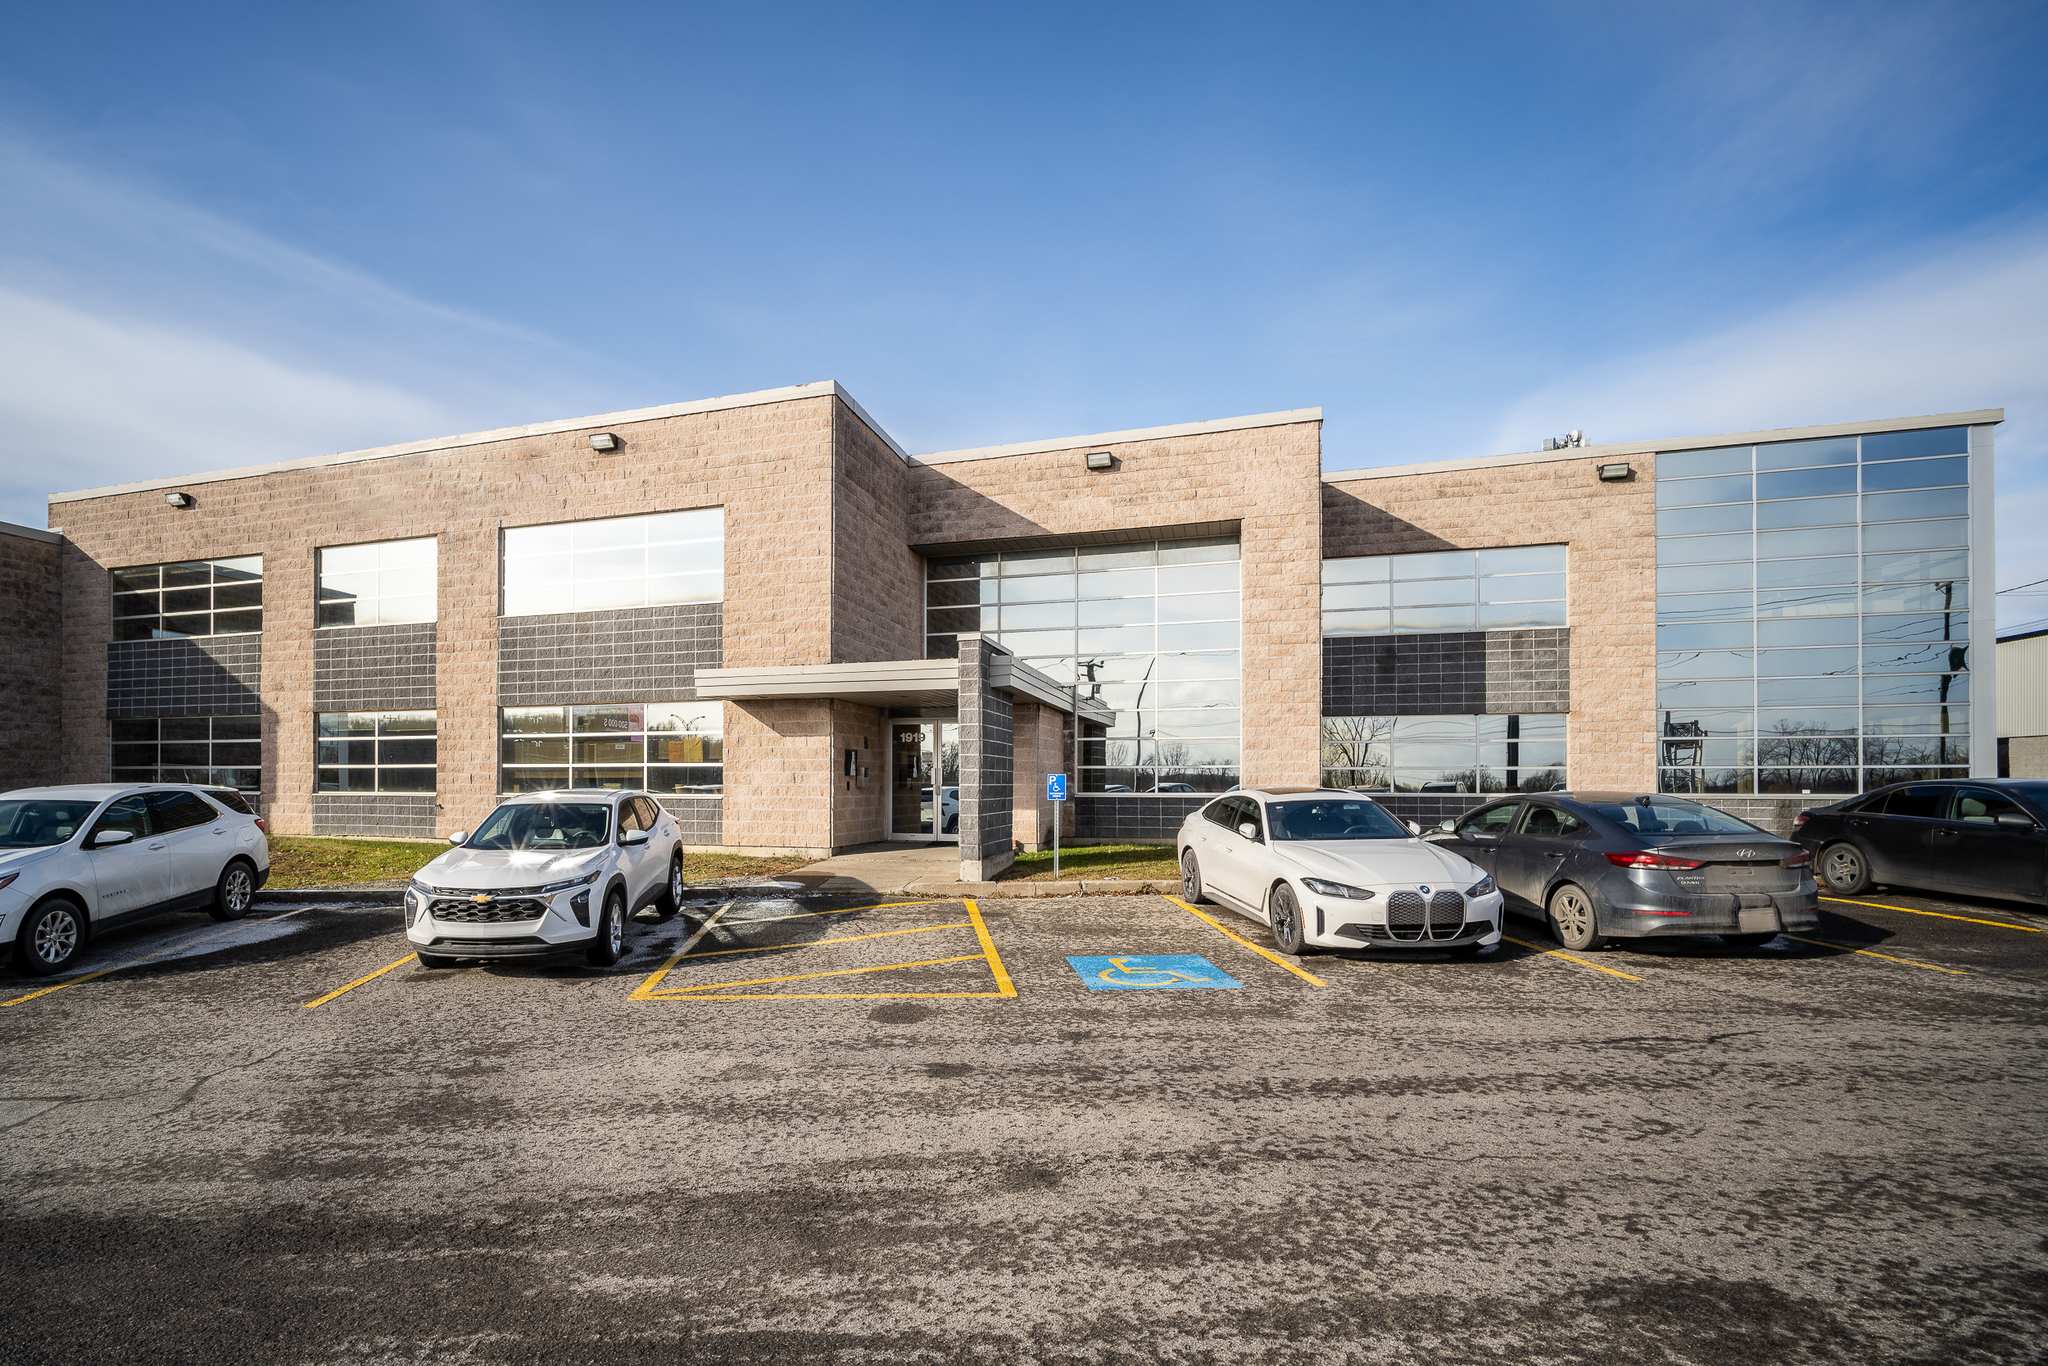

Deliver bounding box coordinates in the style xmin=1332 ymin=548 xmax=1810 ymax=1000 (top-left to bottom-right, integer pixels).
xmin=1046 ymin=773 xmax=1068 ymax=879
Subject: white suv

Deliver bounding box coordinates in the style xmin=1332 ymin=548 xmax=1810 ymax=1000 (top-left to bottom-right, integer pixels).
xmin=1 ymin=784 xmax=271 ymax=976
xmin=1178 ymin=787 xmax=1504 ymax=956
xmin=405 ymin=790 xmax=685 ymax=969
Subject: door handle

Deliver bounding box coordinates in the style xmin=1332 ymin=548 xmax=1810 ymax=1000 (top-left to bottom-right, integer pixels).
xmin=212 ymin=827 xmax=226 ymax=834
xmin=1543 ymin=850 xmax=1567 ymax=859
xmin=148 ymin=842 xmax=165 ymax=849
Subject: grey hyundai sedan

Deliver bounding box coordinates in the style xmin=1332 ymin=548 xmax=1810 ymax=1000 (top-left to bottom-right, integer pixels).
xmin=1426 ymin=792 xmax=1819 ymax=951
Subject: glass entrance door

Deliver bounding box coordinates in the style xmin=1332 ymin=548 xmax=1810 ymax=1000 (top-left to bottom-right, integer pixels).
xmin=888 ymin=722 xmax=960 ymax=840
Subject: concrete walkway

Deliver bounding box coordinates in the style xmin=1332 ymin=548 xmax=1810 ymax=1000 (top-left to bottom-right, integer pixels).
xmin=784 ymin=842 xmax=1178 ymax=898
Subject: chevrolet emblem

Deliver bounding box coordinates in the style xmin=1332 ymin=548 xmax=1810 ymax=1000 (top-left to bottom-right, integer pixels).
xmin=470 ymin=894 xmax=493 ymax=904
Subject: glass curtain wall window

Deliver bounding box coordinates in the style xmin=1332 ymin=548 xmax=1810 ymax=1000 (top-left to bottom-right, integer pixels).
xmin=110 ymin=717 xmax=262 ymax=791
xmin=316 ymin=712 xmax=438 ymax=792
xmin=500 ymin=703 xmax=724 ymax=795
xmin=501 ymin=509 xmax=723 ymax=616
xmin=1321 ymin=714 xmax=1567 ymax=793
xmin=1323 ymin=545 xmax=1566 ymax=635
xmin=318 ymin=537 xmax=437 ymax=627
xmin=110 ymin=557 xmax=263 ymax=641
xmin=926 ymin=537 xmax=1241 ymax=795
xmin=1654 ymin=426 xmax=1971 ymax=795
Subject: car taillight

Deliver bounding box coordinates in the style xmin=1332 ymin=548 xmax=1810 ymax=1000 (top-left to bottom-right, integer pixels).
xmin=254 ymin=817 xmax=268 ymax=835
xmin=1605 ymin=851 xmax=1705 ymax=870
xmin=1780 ymin=850 xmax=1812 ymax=868
xmin=1793 ymin=812 xmax=1811 ymax=829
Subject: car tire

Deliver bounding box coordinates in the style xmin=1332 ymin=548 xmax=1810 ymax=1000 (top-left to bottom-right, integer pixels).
xmin=416 ymin=952 xmax=457 ymax=969
xmin=14 ymin=898 xmax=87 ymax=976
xmin=1268 ymin=883 xmax=1318 ymax=956
xmin=209 ymin=860 xmax=257 ymax=922
xmin=1179 ymin=851 xmax=1208 ymax=904
xmin=943 ymin=814 xmax=958 ymax=834
xmin=1547 ymin=884 xmax=1602 ymax=952
xmin=1818 ymin=842 xmax=1871 ymax=896
xmin=586 ymin=888 xmax=628 ymax=967
xmin=654 ymin=853 xmax=684 ymax=917
xmin=1720 ymin=932 xmax=1778 ymax=948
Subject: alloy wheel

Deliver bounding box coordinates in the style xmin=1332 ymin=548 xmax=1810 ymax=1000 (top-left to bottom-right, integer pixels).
xmin=669 ymin=861 xmax=683 ymax=906
xmin=33 ymin=907 xmax=79 ymax=966
xmin=608 ymin=900 xmax=625 ymax=955
xmin=224 ymin=867 xmax=252 ymax=914
xmin=1823 ymin=846 xmax=1863 ymax=891
xmin=1180 ymin=853 xmax=1201 ymax=902
xmin=1549 ymin=886 xmax=1597 ymax=951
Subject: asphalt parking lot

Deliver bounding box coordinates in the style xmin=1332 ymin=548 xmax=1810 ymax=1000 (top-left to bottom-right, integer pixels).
xmin=3 ymin=883 xmax=2046 ymax=1365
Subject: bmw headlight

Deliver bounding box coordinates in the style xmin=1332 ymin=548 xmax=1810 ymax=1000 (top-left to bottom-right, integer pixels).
xmin=541 ymin=871 xmax=603 ymax=895
xmin=1466 ymin=875 xmax=1496 ymax=897
xmin=1301 ymin=877 xmax=1375 ymax=900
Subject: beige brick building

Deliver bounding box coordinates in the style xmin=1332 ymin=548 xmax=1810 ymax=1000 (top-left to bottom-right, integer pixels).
xmin=8 ymin=384 xmax=2001 ymax=869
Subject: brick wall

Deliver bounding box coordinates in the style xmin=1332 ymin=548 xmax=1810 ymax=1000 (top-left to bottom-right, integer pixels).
xmin=313 ymin=622 xmax=438 ymax=711
xmin=496 ymin=604 xmax=720 ymax=706
xmin=54 ymin=394 xmax=842 ymax=840
xmin=0 ymin=526 xmax=63 ymax=787
xmin=1009 ymin=701 xmax=1069 ymax=849
xmin=1322 ymin=455 xmax=1656 ymax=791
xmin=908 ymin=419 xmax=1324 ymax=791
xmin=1322 ymin=628 xmax=1570 ymax=716
xmin=957 ymin=636 xmax=1014 ymax=879
xmin=827 ymin=701 xmax=888 ymax=848
xmin=831 ymin=401 xmax=922 ymax=664
xmin=723 ymin=698 xmax=833 ymax=853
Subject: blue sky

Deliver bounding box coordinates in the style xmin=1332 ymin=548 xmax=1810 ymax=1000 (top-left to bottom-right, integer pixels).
xmin=3 ymin=2 xmax=2045 ymax=625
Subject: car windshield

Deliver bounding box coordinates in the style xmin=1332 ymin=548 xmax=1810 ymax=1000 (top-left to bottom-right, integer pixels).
xmin=466 ymin=802 xmax=612 ymax=850
xmin=1267 ymin=799 xmax=1409 ymax=841
xmin=0 ymin=800 xmax=100 ymax=848
xmin=1587 ymin=801 xmax=1761 ymax=836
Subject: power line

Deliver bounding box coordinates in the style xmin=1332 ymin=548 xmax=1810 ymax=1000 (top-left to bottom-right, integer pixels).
xmin=1998 ymin=575 xmax=2048 ymax=595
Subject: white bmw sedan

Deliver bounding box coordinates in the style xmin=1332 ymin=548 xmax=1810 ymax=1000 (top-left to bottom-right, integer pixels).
xmin=1178 ymin=788 xmax=1504 ymax=956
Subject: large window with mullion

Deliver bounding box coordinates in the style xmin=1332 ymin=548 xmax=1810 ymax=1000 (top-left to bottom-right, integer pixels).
xmin=1323 ymin=545 xmax=1566 ymax=635
xmin=1654 ymin=425 xmax=1972 ymax=796
xmin=318 ymin=537 xmax=437 ymax=628
xmin=110 ymin=716 xmax=262 ymax=791
xmin=926 ymin=537 xmax=1241 ymax=796
xmin=501 ymin=509 xmax=723 ymax=617
xmin=110 ymin=557 xmax=263 ymax=641
xmin=317 ymin=711 xmax=438 ymax=792
xmin=1321 ymin=714 xmax=1567 ymax=793
xmin=499 ymin=703 xmax=723 ymax=795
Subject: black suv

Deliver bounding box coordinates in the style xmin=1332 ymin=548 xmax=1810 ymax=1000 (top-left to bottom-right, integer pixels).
xmin=1794 ymin=780 xmax=2048 ymax=907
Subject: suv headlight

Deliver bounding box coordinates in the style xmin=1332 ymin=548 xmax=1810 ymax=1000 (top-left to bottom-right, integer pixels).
xmin=404 ymin=888 xmax=423 ymax=927
xmin=1466 ymin=875 xmax=1496 ymax=897
xmin=541 ymin=871 xmax=603 ymax=895
xmin=1301 ymin=877 xmax=1375 ymax=900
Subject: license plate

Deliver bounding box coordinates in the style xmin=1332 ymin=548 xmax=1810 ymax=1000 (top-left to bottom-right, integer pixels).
xmin=1738 ymin=907 xmax=1780 ymax=934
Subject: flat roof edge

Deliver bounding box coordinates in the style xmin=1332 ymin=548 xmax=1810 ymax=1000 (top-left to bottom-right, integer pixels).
xmin=913 ymin=408 xmax=1322 ymax=467
xmin=0 ymin=519 xmax=61 ymax=544
xmin=1322 ymin=409 xmax=2006 ymax=484
xmin=49 ymin=381 xmax=857 ymax=504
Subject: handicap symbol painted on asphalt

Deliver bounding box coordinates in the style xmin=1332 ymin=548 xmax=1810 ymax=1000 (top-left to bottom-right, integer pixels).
xmin=1066 ymin=954 xmax=1243 ymax=991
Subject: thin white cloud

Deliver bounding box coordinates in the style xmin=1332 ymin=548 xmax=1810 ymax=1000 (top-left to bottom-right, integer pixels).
xmin=1486 ymin=224 xmax=2048 ymax=630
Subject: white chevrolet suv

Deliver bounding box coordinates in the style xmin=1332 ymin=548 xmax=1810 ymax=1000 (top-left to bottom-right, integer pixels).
xmin=405 ymin=790 xmax=685 ymax=969
xmin=1 ymin=784 xmax=271 ymax=976
xmin=1178 ymin=787 xmax=1504 ymax=956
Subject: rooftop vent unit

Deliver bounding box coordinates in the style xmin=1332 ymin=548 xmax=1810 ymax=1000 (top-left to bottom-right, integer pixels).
xmin=1541 ymin=430 xmax=1586 ymax=451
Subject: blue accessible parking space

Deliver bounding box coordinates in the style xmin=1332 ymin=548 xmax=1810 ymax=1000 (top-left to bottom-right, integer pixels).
xmin=1066 ymin=954 xmax=1243 ymax=991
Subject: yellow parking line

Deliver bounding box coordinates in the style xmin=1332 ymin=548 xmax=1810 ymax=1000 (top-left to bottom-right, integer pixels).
xmin=1785 ymin=935 xmax=1968 ymax=975
xmin=649 ymin=953 xmax=988 ymax=996
xmin=723 ymin=900 xmax=939 ymax=928
xmin=678 ymin=921 xmax=971 ymax=960
xmin=301 ymin=952 xmax=420 ymax=1008
xmin=1500 ymin=935 xmax=1645 ymax=982
xmin=0 ymin=909 xmax=314 ymax=1008
xmin=628 ymin=901 xmax=738 ymax=1000
xmin=1163 ymin=895 xmax=1328 ymax=986
xmin=1820 ymin=896 xmax=2044 ymax=933
xmin=965 ymin=899 xmax=1017 ymax=999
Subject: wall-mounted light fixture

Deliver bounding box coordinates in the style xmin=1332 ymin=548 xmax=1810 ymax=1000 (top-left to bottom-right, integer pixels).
xmin=1084 ymin=451 xmax=1114 ymax=471
xmin=589 ymin=432 xmax=619 ymax=452
xmin=164 ymin=492 xmax=194 ymax=508
xmin=1597 ymin=463 xmax=1634 ymax=482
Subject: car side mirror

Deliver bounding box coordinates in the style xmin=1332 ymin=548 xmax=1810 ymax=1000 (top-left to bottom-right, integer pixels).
xmin=1237 ymin=822 xmax=1259 ymax=841
xmin=447 ymin=830 xmax=468 ymax=846
xmin=1995 ymin=813 xmax=2037 ymax=831
xmin=90 ymin=829 xmax=135 ymax=849
xmin=1405 ymin=820 xmax=1422 ymax=836
xmin=1438 ymin=819 xmax=1457 ymax=833
xmin=621 ymin=829 xmax=651 ymax=846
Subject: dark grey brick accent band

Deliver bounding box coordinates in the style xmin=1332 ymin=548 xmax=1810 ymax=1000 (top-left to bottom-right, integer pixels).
xmin=1322 ymin=627 xmax=1570 ymax=716
xmin=1074 ymin=795 xmax=1205 ymax=841
xmin=957 ymin=636 xmax=1015 ymax=879
xmin=656 ymin=796 xmax=724 ymax=846
xmin=107 ymin=635 xmax=262 ymax=717
xmin=312 ymin=793 xmax=438 ymax=839
xmin=498 ymin=603 xmax=722 ymax=706
xmin=314 ymin=622 xmax=437 ymax=712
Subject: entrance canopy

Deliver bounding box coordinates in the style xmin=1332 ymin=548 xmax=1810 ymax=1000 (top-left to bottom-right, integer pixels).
xmin=693 ymin=656 xmax=1114 ymax=723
